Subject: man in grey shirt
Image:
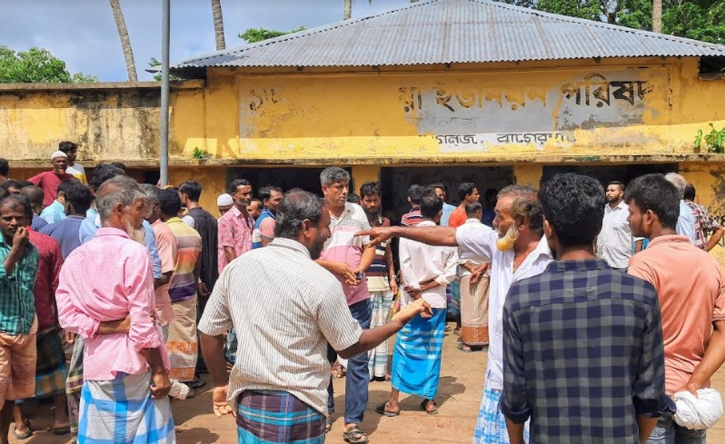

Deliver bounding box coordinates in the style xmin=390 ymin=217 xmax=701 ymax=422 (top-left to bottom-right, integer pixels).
xmin=199 ymin=190 xmax=431 ymax=444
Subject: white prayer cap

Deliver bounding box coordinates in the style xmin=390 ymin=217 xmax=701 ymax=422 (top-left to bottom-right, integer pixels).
xmin=50 ymin=150 xmax=67 ymax=161
xmin=217 ymin=193 xmax=233 ymax=206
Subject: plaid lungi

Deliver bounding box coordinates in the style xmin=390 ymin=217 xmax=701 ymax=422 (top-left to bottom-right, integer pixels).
xmin=448 ymin=279 xmax=461 ymax=318
xmin=33 ymin=326 xmax=67 ymax=398
xmin=225 ymin=328 xmax=238 ymax=364
xmin=166 ymin=295 xmax=198 ymax=382
xmin=236 ymin=390 xmax=326 ymax=444
xmin=66 ymin=336 xmax=84 ymax=441
xmin=368 ymin=290 xmax=394 ymax=379
xmin=472 ymin=377 xmax=529 ymax=444
xmin=78 ymin=371 xmax=176 ymax=444
xmin=391 ymin=308 xmax=446 ymax=399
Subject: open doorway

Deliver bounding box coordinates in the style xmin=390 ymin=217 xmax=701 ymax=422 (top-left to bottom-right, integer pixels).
xmin=541 ymin=164 xmax=679 ymax=187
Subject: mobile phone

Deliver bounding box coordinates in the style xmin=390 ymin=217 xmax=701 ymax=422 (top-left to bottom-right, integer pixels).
xmin=356 ymin=272 xmax=364 ymax=281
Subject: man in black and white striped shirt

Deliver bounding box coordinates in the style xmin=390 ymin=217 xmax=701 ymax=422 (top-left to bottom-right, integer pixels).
xmin=199 ymin=190 xmax=431 ymax=444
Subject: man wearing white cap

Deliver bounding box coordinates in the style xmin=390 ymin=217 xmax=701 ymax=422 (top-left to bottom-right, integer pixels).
xmin=217 ymin=194 xmax=233 ymax=218
xmin=28 ymin=151 xmax=75 ymax=207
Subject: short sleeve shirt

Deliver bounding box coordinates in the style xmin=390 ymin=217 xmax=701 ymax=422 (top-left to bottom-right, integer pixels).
xmin=319 ymin=203 xmax=372 ymax=306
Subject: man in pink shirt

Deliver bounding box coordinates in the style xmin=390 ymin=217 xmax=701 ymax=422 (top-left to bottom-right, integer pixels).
xmin=56 ymin=176 xmax=175 ymax=444
xmin=141 ymin=184 xmax=176 ymax=338
xmin=27 ymin=151 xmax=75 ymax=207
xmin=316 ymin=167 xmax=375 ymax=444
xmin=217 ymin=179 xmax=254 ymax=273
xmin=626 ymin=174 xmax=725 ymax=444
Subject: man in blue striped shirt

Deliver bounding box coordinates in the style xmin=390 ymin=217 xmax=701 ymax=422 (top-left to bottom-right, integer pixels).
xmin=500 ymin=173 xmax=668 ymax=444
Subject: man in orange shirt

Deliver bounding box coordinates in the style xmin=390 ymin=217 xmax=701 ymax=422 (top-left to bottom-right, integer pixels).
xmin=626 ymin=173 xmax=725 ymax=444
xmin=448 ymin=183 xmax=480 ymax=229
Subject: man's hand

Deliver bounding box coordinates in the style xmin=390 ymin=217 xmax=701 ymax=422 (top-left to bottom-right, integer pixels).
xmin=675 ymin=380 xmax=701 ymax=397
xmin=356 ymin=227 xmax=395 ymax=248
xmin=197 ymin=282 xmax=210 ymax=297
xmin=65 ymin=331 xmax=76 ymax=345
xmin=149 ymin=371 xmax=172 ymax=399
xmin=389 ymin=276 xmax=399 ymax=295
xmin=326 ymin=261 xmax=359 ymax=286
xmin=392 ymin=298 xmax=433 ymax=323
xmin=12 ymin=227 xmax=29 ymax=251
xmin=212 ymin=385 xmax=235 ymax=418
xmin=403 ymin=285 xmax=421 ymax=299
xmin=470 ymin=263 xmax=491 ymax=284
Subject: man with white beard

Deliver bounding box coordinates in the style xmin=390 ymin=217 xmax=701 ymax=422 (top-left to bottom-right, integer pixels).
xmin=358 ymin=185 xmax=553 ymax=444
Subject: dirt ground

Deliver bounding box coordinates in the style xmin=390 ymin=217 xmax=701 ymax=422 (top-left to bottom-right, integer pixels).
xmin=12 ymin=324 xmax=725 ymax=443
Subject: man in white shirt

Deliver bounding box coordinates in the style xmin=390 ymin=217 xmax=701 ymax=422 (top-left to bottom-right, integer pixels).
xmin=376 ymin=193 xmax=457 ymax=417
xmin=596 ymin=181 xmax=634 ymax=269
xmin=359 ymin=184 xmax=553 ymax=444
xmin=665 ymin=173 xmax=696 ymax=243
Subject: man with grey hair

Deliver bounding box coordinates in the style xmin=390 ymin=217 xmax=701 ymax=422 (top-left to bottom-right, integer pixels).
xmin=57 ymin=176 xmax=175 ymax=443
xmin=665 ymin=172 xmax=696 ymax=244
xmin=199 ymin=189 xmax=432 ymax=444
xmin=315 ymin=167 xmax=377 ymax=443
xmin=359 ymin=184 xmax=553 ymax=444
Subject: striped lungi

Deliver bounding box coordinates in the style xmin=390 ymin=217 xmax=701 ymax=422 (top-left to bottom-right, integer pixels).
xmin=368 ymin=290 xmax=395 ymax=379
xmin=391 ymin=308 xmax=446 ymax=399
xmin=33 ymin=326 xmax=67 ymax=398
xmin=66 ymin=335 xmax=84 ymax=441
xmin=78 ymin=371 xmax=176 ymax=444
xmin=167 ymin=295 xmax=198 ymax=382
xmin=460 ymin=273 xmax=490 ymax=347
xmin=472 ymin=376 xmax=529 ymax=444
xmin=236 ymin=390 xmax=326 ymax=444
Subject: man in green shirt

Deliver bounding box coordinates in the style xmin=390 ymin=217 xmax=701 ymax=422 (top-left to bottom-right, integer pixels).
xmin=0 ymin=194 xmax=38 ymax=444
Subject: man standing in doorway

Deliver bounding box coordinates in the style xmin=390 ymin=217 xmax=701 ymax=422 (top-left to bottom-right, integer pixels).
xmin=401 ymin=185 xmax=425 ymax=227
xmin=596 ymin=181 xmax=634 ymax=269
xmin=58 ymin=142 xmax=86 ymax=185
xmin=501 ymin=173 xmax=666 ymax=444
xmin=684 ymin=183 xmax=725 ymax=251
xmin=217 ymin=179 xmax=254 ymax=274
xmin=316 ymin=167 xmax=376 ymax=444
xmin=360 ymin=182 xmax=398 ymax=381
xmin=28 ymin=151 xmax=75 ymax=207
xmin=252 ymin=186 xmax=283 ymax=249
xmin=449 ymin=183 xmax=480 ymax=228
xmin=376 ymin=192 xmax=457 ymax=417
xmin=665 ymin=173 xmax=696 ymax=243
xmin=428 ymin=183 xmax=456 ymax=227
xmin=627 ymin=174 xmax=725 ymax=444
xmin=358 ymin=184 xmax=553 ymax=444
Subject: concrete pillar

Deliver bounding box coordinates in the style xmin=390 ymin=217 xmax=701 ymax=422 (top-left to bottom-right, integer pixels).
xmin=350 ymin=165 xmax=381 ymax=194
xmin=514 ymin=164 xmax=542 ymax=187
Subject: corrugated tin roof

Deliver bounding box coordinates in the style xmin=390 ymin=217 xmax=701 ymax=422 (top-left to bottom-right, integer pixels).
xmin=172 ymin=0 xmax=725 ymax=71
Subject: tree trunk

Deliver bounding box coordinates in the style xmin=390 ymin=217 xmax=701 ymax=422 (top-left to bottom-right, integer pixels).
xmin=109 ymin=0 xmax=138 ymax=81
xmin=344 ymin=0 xmax=353 ymax=20
xmin=652 ymin=0 xmax=662 ymax=33
xmin=211 ymin=0 xmax=226 ymax=50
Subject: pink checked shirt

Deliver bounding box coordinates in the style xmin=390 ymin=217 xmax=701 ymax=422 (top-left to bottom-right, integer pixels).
xmin=217 ymin=205 xmax=254 ymax=273
xmin=56 ymin=227 xmax=170 ymax=381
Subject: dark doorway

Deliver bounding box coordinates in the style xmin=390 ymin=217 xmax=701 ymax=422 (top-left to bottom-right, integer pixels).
xmin=382 ymin=166 xmax=515 ymax=222
xmin=541 ymin=164 xmax=679 ymax=187
xmin=225 ymin=167 xmax=352 ymax=197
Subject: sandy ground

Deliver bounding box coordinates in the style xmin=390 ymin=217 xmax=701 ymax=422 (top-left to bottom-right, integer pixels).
xmin=11 ymin=325 xmax=725 ymax=443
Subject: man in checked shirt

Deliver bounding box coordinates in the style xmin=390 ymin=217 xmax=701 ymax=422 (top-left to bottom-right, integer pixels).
xmin=500 ymin=173 xmax=668 ymax=444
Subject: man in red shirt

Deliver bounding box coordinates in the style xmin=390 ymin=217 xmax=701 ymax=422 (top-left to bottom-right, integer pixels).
xmin=28 ymin=151 xmax=74 ymax=207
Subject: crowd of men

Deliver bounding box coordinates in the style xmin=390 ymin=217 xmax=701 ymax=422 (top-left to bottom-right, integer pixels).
xmin=0 ymin=143 xmax=724 ymax=444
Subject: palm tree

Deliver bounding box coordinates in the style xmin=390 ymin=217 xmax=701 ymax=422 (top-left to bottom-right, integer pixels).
xmin=109 ymin=0 xmax=138 ymax=81
xmin=652 ymin=0 xmax=662 ymax=33
xmin=344 ymin=0 xmax=353 ymax=20
xmin=211 ymin=0 xmax=226 ymax=50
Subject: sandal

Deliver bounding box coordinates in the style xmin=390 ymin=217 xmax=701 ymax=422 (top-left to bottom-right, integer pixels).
xmin=343 ymin=424 xmax=369 ymax=444
xmin=187 ymin=375 xmax=206 ymax=389
xmin=420 ymin=399 xmax=439 ymax=415
xmin=325 ymin=416 xmax=333 ymax=433
xmin=457 ymin=343 xmax=473 ymax=353
xmin=374 ymin=401 xmax=400 ymax=417
xmin=12 ymin=418 xmax=32 ymax=440
xmin=50 ymin=422 xmax=71 ymax=435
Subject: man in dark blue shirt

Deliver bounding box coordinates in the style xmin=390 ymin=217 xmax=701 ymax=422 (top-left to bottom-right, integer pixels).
xmin=500 ymin=173 xmax=668 ymax=444
xmin=41 ymin=182 xmax=92 ymax=259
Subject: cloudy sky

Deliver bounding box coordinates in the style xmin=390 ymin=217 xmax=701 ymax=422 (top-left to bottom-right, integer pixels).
xmin=1 ymin=0 xmax=414 ymax=81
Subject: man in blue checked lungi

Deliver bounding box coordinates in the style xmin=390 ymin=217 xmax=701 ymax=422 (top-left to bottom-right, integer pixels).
xmin=198 ymin=190 xmax=433 ymax=444
xmin=375 ymin=192 xmax=457 ymax=416
xmin=57 ymin=177 xmax=175 ymax=444
xmin=359 ymin=184 xmax=553 ymax=444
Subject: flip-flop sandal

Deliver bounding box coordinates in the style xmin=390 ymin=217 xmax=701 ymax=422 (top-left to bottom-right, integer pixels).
xmin=420 ymin=399 xmax=439 ymax=415
xmin=457 ymin=343 xmax=474 ymax=353
xmin=188 ymin=376 xmax=206 ymax=389
xmin=325 ymin=416 xmax=333 ymax=433
xmin=12 ymin=419 xmax=32 ymax=440
xmin=51 ymin=425 xmax=71 ymax=435
xmin=374 ymin=401 xmax=400 ymax=417
xmin=343 ymin=424 xmax=369 ymax=444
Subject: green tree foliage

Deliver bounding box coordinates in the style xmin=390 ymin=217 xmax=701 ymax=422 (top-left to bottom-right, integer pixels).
xmin=238 ymin=27 xmax=307 ymax=44
xmin=148 ymin=57 xmax=184 ymax=82
xmin=0 ymin=46 xmax=98 ymax=83
xmin=496 ymin=0 xmax=725 ymax=43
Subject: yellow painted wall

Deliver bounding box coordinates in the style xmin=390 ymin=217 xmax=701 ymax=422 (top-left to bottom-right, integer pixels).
xmin=168 ymin=166 xmax=228 ymax=216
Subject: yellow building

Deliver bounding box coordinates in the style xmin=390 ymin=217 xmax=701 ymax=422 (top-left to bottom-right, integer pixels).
xmin=2 ymin=0 xmax=725 ymax=253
